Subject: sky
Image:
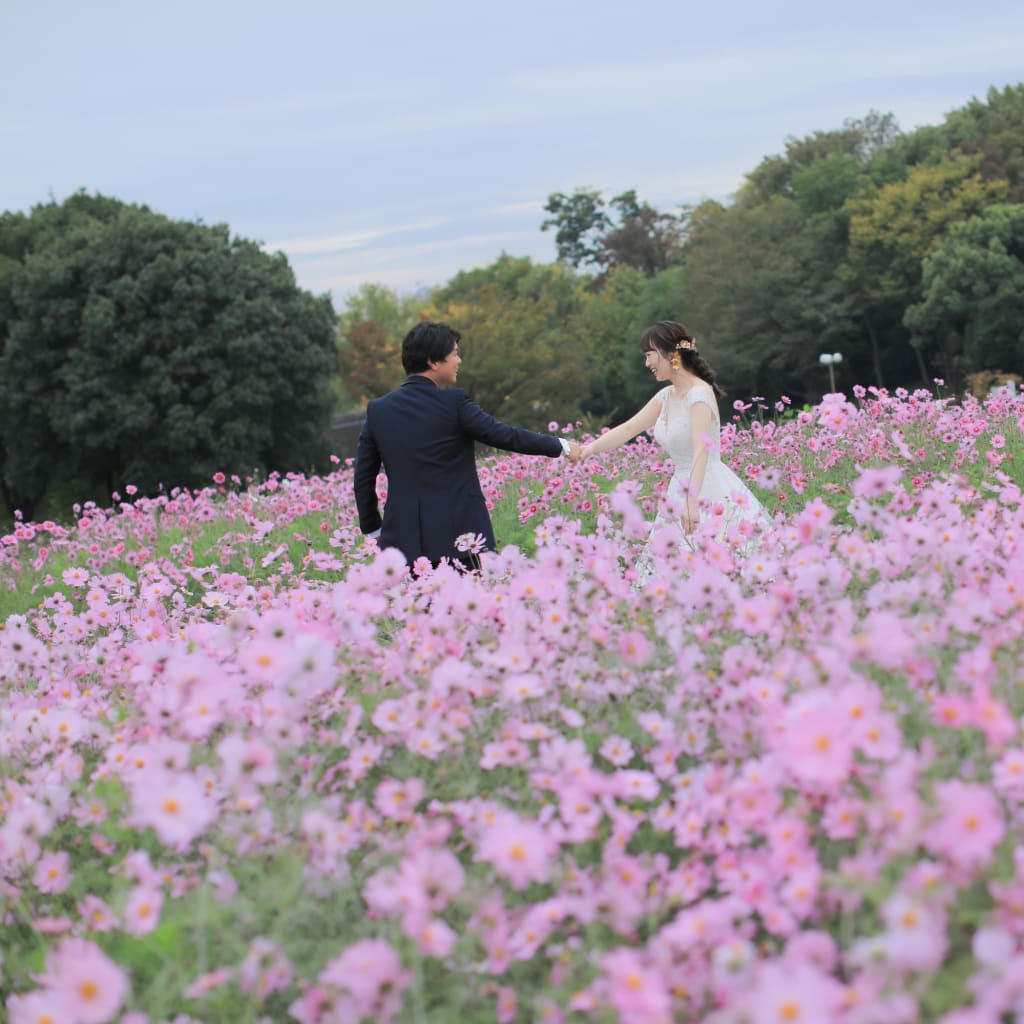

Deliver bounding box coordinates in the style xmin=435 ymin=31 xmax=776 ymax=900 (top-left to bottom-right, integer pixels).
xmin=3 ymin=0 xmax=1023 ymax=310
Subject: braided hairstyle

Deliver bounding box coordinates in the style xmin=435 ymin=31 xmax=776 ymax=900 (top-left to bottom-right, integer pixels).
xmin=640 ymin=320 xmax=725 ymax=398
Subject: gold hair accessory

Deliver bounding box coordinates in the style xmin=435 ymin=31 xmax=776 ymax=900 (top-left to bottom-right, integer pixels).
xmin=675 ymin=339 xmax=696 ymax=352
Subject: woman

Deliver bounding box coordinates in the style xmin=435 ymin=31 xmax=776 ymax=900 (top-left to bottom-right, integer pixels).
xmin=579 ymin=320 xmax=768 ymax=577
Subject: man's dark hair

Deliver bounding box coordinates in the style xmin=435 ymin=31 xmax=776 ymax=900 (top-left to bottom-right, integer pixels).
xmin=402 ymin=321 xmax=460 ymax=374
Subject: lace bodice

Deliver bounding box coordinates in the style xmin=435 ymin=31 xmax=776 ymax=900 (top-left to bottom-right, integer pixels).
xmin=651 ymin=384 xmax=720 ymax=475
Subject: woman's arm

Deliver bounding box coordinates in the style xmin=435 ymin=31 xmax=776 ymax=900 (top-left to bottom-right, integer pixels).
xmin=582 ymin=394 xmax=662 ymax=458
xmin=682 ymin=400 xmax=714 ymax=532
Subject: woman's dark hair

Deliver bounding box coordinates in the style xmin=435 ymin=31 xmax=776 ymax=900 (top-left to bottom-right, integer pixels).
xmin=640 ymin=320 xmax=725 ymax=398
xmin=402 ymin=321 xmax=461 ymax=374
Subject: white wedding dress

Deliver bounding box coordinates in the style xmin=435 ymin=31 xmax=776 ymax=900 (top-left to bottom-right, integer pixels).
xmin=634 ymin=383 xmax=769 ymax=582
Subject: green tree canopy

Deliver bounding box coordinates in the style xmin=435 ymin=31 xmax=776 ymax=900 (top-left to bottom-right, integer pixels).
xmin=842 ymin=154 xmax=1009 ymax=382
xmin=337 ymin=283 xmax=425 ymax=405
xmin=422 ymin=255 xmax=587 ymax=428
xmin=0 ymin=194 xmax=336 ymax=519
xmin=904 ymin=203 xmax=1024 ymax=378
xmin=739 ymin=111 xmax=900 ymax=207
xmin=676 ymin=197 xmax=856 ymax=404
xmin=575 ymin=265 xmax=673 ymax=423
xmin=940 ymin=83 xmax=1024 ymax=201
xmin=540 ymin=188 xmax=612 ymax=270
xmin=542 ymin=188 xmax=685 ymax=277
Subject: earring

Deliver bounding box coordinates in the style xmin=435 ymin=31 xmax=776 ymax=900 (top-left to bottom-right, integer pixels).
xmin=670 ymin=354 xmax=682 ymax=371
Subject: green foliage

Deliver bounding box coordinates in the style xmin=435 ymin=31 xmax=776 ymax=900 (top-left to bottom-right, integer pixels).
xmin=843 ymin=154 xmax=1010 ymax=383
xmin=0 ymin=193 xmax=337 ymax=520
xmin=336 ymin=282 xmax=428 ymax=405
xmin=738 ymin=111 xmax=899 ymax=207
xmin=575 ymin=265 xmax=684 ymax=423
xmin=676 ymin=197 xmax=856 ymax=405
xmin=540 ymin=187 xmax=612 ymax=269
xmin=904 ymin=203 xmax=1024 ymax=377
xmin=844 ymin=154 xmax=1009 ymax=311
xmin=423 ymin=255 xmax=588 ymax=428
xmin=542 ymin=187 xmax=685 ymax=277
xmin=940 ymin=83 xmax=1024 ymax=201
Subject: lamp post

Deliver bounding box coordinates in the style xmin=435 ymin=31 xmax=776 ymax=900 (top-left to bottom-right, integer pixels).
xmin=819 ymin=352 xmax=843 ymax=392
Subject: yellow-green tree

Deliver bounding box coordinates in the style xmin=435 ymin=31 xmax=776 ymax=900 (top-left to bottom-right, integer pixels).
xmin=422 ymin=256 xmax=587 ymax=429
xmin=843 ymin=154 xmax=1008 ymax=382
xmin=337 ymin=283 xmax=426 ymax=406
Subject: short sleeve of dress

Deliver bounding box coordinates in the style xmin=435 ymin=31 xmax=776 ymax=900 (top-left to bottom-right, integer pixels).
xmin=687 ymin=384 xmax=720 ymax=421
xmin=655 ymin=386 xmax=673 ymax=409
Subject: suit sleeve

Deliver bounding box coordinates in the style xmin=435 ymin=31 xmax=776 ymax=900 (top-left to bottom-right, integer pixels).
xmin=456 ymin=392 xmax=563 ymax=457
xmin=353 ymin=412 xmax=384 ymax=534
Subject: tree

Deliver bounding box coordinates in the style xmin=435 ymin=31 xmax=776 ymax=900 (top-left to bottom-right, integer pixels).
xmin=575 ymin=265 xmax=651 ymax=422
xmin=421 ymin=255 xmax=587 ymax=428
xmin=739 ymin=111 xmax=900 ymax=207
xmin=904 ymin=203 xmax=1024 ymax=379
xmin=338 ymin=319 xmax=404 ymax=405
xmin=0 ymin=194 xmax=336 ymax=518
xmin=337 ymin=283 xmax=424 ymax=406
xmin=842 ymin=154 xmax=1009 ymax=383
xmin=941 ymin=84 xmax=1024 ymax=201
xmin=599 ymin=191 xmax=685 ymax=277
xmin=676 ymin=197 xmax=857 ymax=405
xmin=540 ymin=188 xmax=611 ymax=270
xmin=541 ymin=187 xmax=685 ymax=277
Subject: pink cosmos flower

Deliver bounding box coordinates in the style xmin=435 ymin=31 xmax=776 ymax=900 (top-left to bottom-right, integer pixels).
xmin=38 ymin=937 xmax=129 ymax=1023
xmin=239 ymin=937 xmax=294 ymax=999
xmin=7 ymin=989 xmax=73 ymax=1024
xmin=123 ymin=885 xmax=164 ymax=936
xmin=33 ymin=850 xmax=71 ymax=894
xmin=184 ymin=966 xmax=234 ymax=1000
xmin=925 ymin=780 xmax=1006 ymax=870
xmin=880 ymin=893 xmax=948 ymax=972
xmin=374 ymin=777 xmax=425 ymax=821
xmin=496 ymin=986 xmax=518 ymax=1024
xmin=599 ymin=735 xmax=634 ymax=767
xmin=217 ymin=734 xmax=280 ymax=790
xmin=476 ymin=812 xmax=557 ymax=890
xmin=746 ymin=960 xmax=845 ymax=1024
xmin=319 ymin=938 xmax=411 ymax=1023
xmin=776 ymin=688 xmax=854 ymax=787
xmin=852 ymin=464 xmax=903 ymax=498
xmin=617 ymin=630 xmax=652 ymax=666
xmin=78 ymin=894 xmax=118 ymax=932
xmin=602 ymin=948 xmax=673 ymax=1023
xmin=993 ymin=748 xmax=1024 ymax=798
xmin=501 ymin=672 xmax=545 ymax=703
xmin=130 ymin=769 xmax=217 ymax=848
xmin=408 ymin=916 xmax=458 ymax=957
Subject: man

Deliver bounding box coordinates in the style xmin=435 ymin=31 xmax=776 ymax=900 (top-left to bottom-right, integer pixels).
xmin=353 ymin=321 xmax=580 ymax=569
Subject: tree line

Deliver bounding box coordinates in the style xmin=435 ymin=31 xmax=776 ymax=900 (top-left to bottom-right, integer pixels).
xmin=2 ymin=83 xmax=1021 ymax=522
xmin=343 ymin=83 xmax=1024 ymax=427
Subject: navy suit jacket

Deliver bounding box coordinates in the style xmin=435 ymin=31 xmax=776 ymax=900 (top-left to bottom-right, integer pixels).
xmin=353 ymin=376 xmax=563 ymax=565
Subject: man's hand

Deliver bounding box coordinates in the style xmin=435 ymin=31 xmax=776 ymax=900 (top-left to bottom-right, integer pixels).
xmin=566 ymin=441 xmax=586 ymax=464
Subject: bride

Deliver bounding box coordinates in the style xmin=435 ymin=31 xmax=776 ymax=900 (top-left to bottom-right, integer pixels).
xmin=579 ymin=320 xmax=769 ymax=576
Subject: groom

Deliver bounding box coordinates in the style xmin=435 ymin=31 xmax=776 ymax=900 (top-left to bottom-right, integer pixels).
xmin=353 ymin=321 xmax=579 ymax=570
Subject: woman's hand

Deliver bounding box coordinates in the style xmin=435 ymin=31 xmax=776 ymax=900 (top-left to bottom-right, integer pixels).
xmin=681 ymin=496 xmax=700 ymax=534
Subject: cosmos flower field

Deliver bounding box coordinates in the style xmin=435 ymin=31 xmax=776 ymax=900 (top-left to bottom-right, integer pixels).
xmin=1 ymin=385 xmax=1023 ymax=1024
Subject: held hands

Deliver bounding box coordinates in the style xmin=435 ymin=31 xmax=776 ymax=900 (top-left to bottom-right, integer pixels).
xmin=566 ymin=441 xmax=588 ymax=465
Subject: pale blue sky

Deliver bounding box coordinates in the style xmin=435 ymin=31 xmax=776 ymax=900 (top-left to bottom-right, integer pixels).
xmin=3 ymin=0 xmax=1022 ymax=307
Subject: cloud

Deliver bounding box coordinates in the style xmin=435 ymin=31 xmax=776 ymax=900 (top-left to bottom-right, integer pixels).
xmin=296 ymin=228 xmax=548 ymax=300
xmin=487 ymin=199 xmax=548 ymax=217
xmin=264 ymin=216 xmax=449 ymax=256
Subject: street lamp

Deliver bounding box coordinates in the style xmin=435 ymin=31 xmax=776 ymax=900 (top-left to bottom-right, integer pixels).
xmin=819 ymin=352 xmax=843 ymax=392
